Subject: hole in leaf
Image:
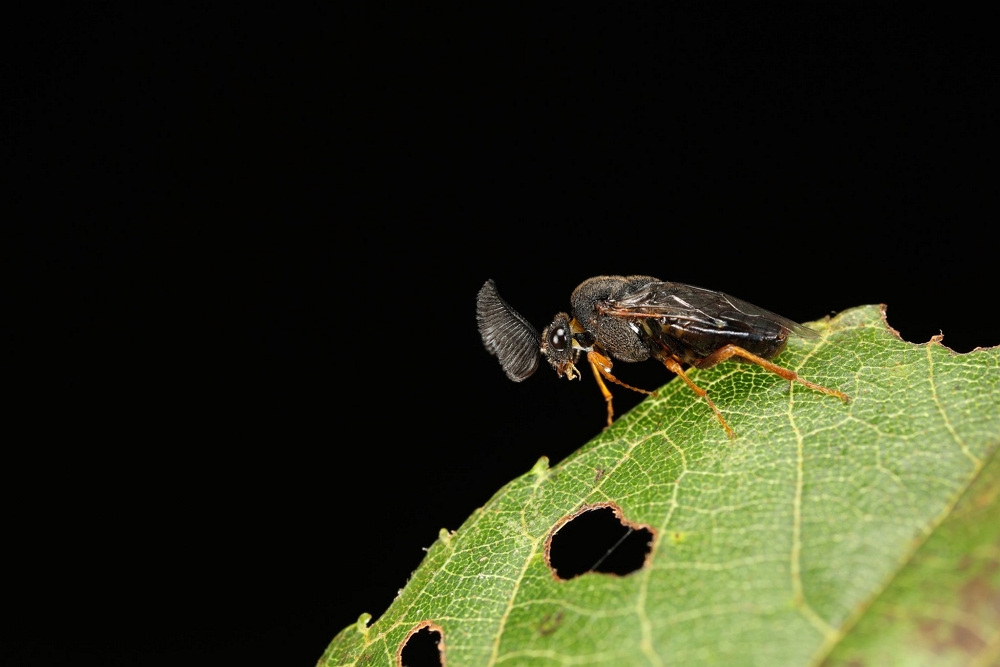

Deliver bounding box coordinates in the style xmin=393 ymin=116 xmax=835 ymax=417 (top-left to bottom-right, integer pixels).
xmin=881 ymin=303 xmax=986 ymax=353
xmin=398 ymin=623 xmax=444 ymax=667
xmin=545 ymin=504 xmax=654 ymax=580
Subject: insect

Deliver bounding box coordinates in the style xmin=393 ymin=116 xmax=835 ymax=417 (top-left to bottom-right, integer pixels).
xmin=476 ymin=276 xmax=848 ymax=437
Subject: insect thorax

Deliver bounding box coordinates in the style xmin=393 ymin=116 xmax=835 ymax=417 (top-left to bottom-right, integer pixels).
xmin=571 ymin=275 xmax=658 ymax=363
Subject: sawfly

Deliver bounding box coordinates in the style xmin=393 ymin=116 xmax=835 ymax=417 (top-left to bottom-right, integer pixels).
xmin=476 ymin=276 xmax=848 ymax=437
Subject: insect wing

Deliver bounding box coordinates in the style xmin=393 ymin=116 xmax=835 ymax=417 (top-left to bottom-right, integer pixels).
xmin=476 ymin=280 xmax=542 ymax=381
xmin=602 ymin=281 xmax=819 ymax=338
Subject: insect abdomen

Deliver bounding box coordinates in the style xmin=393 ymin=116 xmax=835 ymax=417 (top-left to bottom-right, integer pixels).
xmin=642 ymin=319 xmax=789 ymax=365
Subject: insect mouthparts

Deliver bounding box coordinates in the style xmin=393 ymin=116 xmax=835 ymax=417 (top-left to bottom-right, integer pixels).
xmin=560 ymin=362 xmax=581 ymax=381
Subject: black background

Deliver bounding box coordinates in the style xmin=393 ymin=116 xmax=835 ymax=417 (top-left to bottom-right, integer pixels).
xmin=7 ymin=5 xmax=997 ymax=667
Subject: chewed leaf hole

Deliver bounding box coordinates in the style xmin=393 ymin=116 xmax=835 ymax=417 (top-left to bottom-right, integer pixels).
xmin=398 ymin=623 xmax=444 ymax=667
xmin=545 ymin=504 xmax=654 ymax=580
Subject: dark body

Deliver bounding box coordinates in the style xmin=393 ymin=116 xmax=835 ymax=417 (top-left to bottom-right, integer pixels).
xmin=569 ymin=275 xmax=812 ymax=369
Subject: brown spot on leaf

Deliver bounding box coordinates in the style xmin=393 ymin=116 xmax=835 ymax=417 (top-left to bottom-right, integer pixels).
xmin=913 ymin=551 xmax=999 ymax=657
xmin=951 ymin=623 xmax=985 ymax=653
xmin=538 ymin=610 xmax=564 ymax=636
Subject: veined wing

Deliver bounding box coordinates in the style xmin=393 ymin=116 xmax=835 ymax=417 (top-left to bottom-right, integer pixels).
xmin=599 ymin=281 xmax=819 ymax=338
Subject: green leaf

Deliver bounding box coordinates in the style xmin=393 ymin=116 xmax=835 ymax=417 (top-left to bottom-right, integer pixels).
xmin=321 ymin=305 xmax=1000 ymax=667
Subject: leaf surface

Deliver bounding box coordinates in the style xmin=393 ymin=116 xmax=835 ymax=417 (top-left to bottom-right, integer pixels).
xmin=322 ymin=305 xmax=1000 ymax=667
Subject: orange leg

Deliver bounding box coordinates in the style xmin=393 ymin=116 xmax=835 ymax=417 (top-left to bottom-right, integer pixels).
xmin=660 ymin=357 xmax=735 ymax=439
xmin=587 ymin=350 xmax=656 ymax=427
xmin=693 ymin=345 xmax=850 ymax=402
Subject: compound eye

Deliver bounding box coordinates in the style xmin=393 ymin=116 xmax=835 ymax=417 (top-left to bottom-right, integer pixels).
xmin=550 ymin=326 xmax=569 ymax=351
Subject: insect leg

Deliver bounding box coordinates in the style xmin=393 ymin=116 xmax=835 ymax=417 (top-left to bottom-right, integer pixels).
xmin=692 ymin=345 xmax=850 ymax=402
xmin=659 ymin=357 xmax=735 ymax=438
xmin=587 ymin=361 xmax=616 ymax=427
xmin=587 ymin=350 xmax=656 ymax=427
